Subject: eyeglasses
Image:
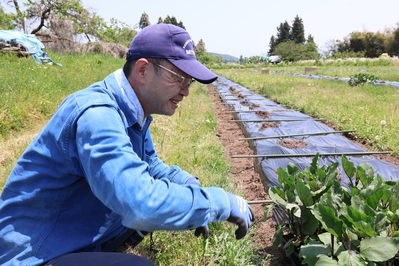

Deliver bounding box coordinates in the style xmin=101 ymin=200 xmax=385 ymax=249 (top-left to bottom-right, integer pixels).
xmin=151 ymin=61 xmax=196 ymax=88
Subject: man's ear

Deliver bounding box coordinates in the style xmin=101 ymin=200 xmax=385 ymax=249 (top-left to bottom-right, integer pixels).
xmin=133 ymin=58 xmax=151 ymax=84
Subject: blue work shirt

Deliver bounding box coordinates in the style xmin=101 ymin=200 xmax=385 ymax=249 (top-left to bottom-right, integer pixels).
xmin=0 ymin=70 xmax=230 ymax=265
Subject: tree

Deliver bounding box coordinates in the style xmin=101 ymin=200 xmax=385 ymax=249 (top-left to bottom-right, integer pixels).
xmin=160 ymin=15 xmax=185 ymax=29
xmin=274 ymin=40 xmax=320 ymax=62
xmin=346 ymin=31 xmax=385 ymax=57
xmin=307 ymin=34 xmax=314 ymax=43
xmin=195 ymin=39 xmax=206 ymax=53
xmin=385 ymin=26 xmax=399 ymax=56
xmin=74 ymin=9 xmax=106 ymax=43
xmin=98 ymin=18 xmax=136 ymax=46
xmin=138 ymin=12 xmax=150 ymax=29
xmin=275 ymin=21 xmax=291 ymax=45
xmin=25 ymin=0 xmax=87 ymax=34
xmin=268 ymin=16 xmax=314 ymax=56
xmin=0 ymin=4 xmax=16 ymax=29
xmin=4 ymin=0 xmax=103 ymax=38
xmin=291 ymin=15 xmax=305 ymax=44
xmin=268 ymin=35 xmax=276 ymax=55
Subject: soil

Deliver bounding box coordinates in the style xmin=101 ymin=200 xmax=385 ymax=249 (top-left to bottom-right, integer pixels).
xmin=279 ymin=140 xmax=308 ymax=149
xmin=260 ymin=122 xmax=280 ymax=131
xmin=256 ymin=110 xmax=271 ymax=119
xmin=210 ymin=86 xmax=291 ymax=265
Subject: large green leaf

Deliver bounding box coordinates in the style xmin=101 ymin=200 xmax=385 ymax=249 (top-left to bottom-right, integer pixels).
xmin=286 ymin=189 xmax=296 ymax=203
xmin=269 ymin=186 xmax=287 ymax=207
xmin=302 ymin=208 xmax=320 ymax=236
xmin=350 ymin=195 xmax=376 ymax=218
xmin=286 ymin=162 xmax=299 ymax=175
xmin=287 ymin=203 xmax=301 ymax=218
xmin=272 ymin=226 xmax=284 ymax=250
xmin=309 ymin=154 xmax=319 ymax=175
xmin=359 ymin=180 xmax=385 ymax=209
xmin=300 ymin=242 xmax=330 ymax=266
xmin=356 ymin=163 xmax=375 ymax=186
xmin=324 ymin=162 xmax=339 ymax=184
xmin=389 ymin=195 xmax=399 ymax=213
xmin=360 ymin=236 xmax=399 ymax=262
xmin=296 ymin=179 xmax=313 ymax=206
xmin=342 ymin=155 xmax=356 ymax=179
xmin=277 ymin=167 xmax=292 ymax=186
xmin=312 ymin=180 xmax=333 ymax=202
xmin=337 ymin=250 xmax=366 ymax=266
xmin=342 ymin=206 xmax=376 ymax=237
xmin=312 ymin=204 xmax=344 ymax=238
xmin=315 ymin=255 xmax=338 ymax=265
xmin=318 ymin=232 xmax=345 ymax=256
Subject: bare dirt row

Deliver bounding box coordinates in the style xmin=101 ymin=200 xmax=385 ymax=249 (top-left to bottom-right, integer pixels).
xmin=209 ymin=86 xmax=289 ymax=265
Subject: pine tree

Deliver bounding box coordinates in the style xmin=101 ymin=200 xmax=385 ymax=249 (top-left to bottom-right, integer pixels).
xmin=291 ymin=15 xmax=305 ymax=44
xmin=268 ymin=35 xmax=276 ymax=55
xmin=138 ymin=12 xmax=151 ymax=29
xmin=307 ymin=34 xmax=315 ymax=43
xmin=195 ymin=39 xmax=206 ymax=53
xmin=275 ymin=21 xmax=291 ymax=45
xmin=159 ymin=15 xmax=185 ymax=29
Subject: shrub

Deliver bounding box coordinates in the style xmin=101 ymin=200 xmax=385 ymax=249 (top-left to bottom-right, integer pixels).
xmin=348 ymin=73 xmax=379 ymax=86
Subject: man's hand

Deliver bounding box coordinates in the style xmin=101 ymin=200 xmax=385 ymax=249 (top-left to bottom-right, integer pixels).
xmin=225 ymin=192 xmax=254 ymax=240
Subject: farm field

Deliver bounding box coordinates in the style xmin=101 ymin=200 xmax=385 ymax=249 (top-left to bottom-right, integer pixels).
xmin=265 ymin=58 xmax=399 ymax=83
xmin=214 ymin=67 xmax=399 ymax=159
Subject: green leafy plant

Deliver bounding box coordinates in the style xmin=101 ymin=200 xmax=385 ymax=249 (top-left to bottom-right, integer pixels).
xmin=265 ymin=154 xmax=399 ymax=265
xmin=348 ymin=73 xmax=379 ymax=86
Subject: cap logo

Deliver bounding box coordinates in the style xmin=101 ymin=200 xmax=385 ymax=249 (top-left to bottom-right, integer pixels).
xmin=183 ymin=39 xmax=195 ymax=55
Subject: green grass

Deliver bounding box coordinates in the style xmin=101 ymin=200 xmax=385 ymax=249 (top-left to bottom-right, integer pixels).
xmin=215 ymin=69 xmax=399 ymax=156
xmin=213 ymin=58 xmax=399 ymax=82
xmin=269 ymin=64 xmax=399 ymax=82
xmin=273 ymin=58 xmax=399 ymax=82
xmin=0 ymin=53 xmax=270 ymax=265
xmin=0 ymin=52 xmax=122 ymax=138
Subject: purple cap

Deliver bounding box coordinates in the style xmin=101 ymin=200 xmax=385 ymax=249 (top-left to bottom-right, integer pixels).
xmin=126 ymin=24 xmax=218 ymax=84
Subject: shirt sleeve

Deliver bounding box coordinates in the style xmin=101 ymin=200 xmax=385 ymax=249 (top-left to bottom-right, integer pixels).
xmin=75 ymin=106 xmax=230 ymax=232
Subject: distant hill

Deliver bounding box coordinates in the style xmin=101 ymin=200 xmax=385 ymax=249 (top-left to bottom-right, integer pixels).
xmin=209 ymin=52 xmax=239 ymax=62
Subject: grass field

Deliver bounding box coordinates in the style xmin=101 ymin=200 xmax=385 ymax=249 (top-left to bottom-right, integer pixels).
xmin=266 ymin=57 xmax=399 ymax=82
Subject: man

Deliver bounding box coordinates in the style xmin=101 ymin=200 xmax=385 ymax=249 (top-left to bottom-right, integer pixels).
xmin=0 ymin=24 xmax=254 ymax=265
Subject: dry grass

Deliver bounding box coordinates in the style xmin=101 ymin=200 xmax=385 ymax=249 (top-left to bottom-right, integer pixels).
xmin=0 ymin=120 xmax=48 ymax=188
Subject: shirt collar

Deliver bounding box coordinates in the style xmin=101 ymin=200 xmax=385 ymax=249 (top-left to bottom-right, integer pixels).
xmin=114 ymin=69 xmax=147 ymax=127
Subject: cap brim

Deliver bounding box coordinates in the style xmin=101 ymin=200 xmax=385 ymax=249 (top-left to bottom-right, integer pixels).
xmin=168 ymin=59 xmax=218 ymax=84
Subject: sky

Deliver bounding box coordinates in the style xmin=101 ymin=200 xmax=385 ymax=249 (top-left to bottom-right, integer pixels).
xmin=80 ymin=0 xmax=398 ymax=58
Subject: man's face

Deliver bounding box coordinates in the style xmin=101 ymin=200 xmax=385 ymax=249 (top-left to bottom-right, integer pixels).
xmin=140 ymin=60 xmax=192 ymax=117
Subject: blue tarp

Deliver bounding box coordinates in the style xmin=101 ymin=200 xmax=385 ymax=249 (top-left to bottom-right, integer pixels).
xmin=0 ymin=30 xmax=61 ymax=66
